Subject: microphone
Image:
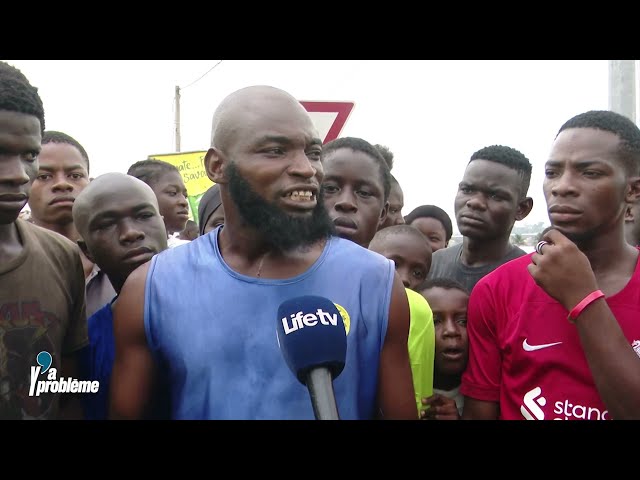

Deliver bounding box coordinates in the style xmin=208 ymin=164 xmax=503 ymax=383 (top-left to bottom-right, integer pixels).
xmin=276 ymin=295 xmax=347 ymax=420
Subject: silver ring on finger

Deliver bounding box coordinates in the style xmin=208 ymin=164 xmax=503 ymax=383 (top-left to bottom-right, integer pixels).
xmin=535 ymin=240 xmax=548 ymax=255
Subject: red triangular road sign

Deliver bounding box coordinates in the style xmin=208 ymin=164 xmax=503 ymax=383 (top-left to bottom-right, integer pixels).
xmin=300 ymin=101 xmax=355 ymax=144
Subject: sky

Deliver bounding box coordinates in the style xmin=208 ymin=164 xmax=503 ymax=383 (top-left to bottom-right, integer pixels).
xmin=4 ymin=60 xmax=614 ymax=232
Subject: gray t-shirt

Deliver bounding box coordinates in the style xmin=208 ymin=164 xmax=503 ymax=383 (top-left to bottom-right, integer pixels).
xmin=427 ymin=242 xmax=526 ymax=293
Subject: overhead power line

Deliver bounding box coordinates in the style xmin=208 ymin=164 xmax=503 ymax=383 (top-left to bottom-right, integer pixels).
xmin=181 ymin=60 xmax=223 ymax=90
xmin=174 ymin=61 xmax=223 ymax=152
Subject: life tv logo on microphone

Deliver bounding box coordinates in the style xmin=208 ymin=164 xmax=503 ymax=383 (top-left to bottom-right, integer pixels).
xmin=276 ymin=296 xmax=348 ymax=384
xmin=281 ymin=307 xmax=342 ymax=335
xmin=28 ymin=351 xmax=99 ymax=397
xmin=281 ymin=301 xmax=351 ymax=336
xmin=276 ymin=296 xmax=348 ymax=419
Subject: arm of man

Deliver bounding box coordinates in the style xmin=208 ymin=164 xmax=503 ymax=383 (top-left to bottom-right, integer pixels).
xmin=460 ymin=279 xmax=500 ymax=420
xmin=529 ymin=229 xmax=640 ymax=419
xmin=462 ymin=397 xmax=499 ymax=420
xmin=109 ymin=262 xmax=158 ymax=420
xmin=571 ymin=301 xmax=640 ymax=419
xmin=376 ymin=272 xmax=418 ymax=419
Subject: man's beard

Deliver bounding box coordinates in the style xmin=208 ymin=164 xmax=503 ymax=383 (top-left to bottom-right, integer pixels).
xmin=226 ymin=161 xmax=335 ymax=252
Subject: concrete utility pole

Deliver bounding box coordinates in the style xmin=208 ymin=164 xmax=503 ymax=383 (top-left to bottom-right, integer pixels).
xmin=608 ymin=60 xmax=636 ymax=123
xmin=174 ymin=85 xmax=181 ymax=152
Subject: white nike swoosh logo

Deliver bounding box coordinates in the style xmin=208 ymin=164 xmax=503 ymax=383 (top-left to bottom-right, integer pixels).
xmin=522 ymin=339 xmax=563 ymax=352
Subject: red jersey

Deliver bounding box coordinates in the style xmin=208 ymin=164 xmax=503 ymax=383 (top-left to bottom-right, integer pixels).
xmin=461 ymin=249 xmax=640 ymax=420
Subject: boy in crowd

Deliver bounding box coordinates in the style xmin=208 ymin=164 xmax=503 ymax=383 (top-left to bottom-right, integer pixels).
xmin=72 ymin=172 xmax=168 ymax=419
xmin=127 ymin=159 xmax=190 ymax=248
xmin=419 ymin=278 xmax=469 ymax=420
xmin=369 ymin=225 xmax=435 ymax=414
xmin=378 ymin=175 xmax=405 ymax=230
xmin=427 ymin=145 xmax=533 ymax=293
xmin=404 ymin=205 xmax=453 ymax=253
xmin=27 ymin=130 xmax=115 ymax=318
xmin=369 ymin=225 xmax=432 ymax=291
xmin=322 ymin=137 xmax=435 ymax=416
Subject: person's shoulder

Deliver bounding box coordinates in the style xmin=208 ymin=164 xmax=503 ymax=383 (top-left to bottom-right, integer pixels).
xmin=333 ymin=236 xmax=388 ymax=259
xmin=405 ymin=287 xmax=426 ymax=305
xmin=405 ymin=288 xmax=430 ymax=316
xmin=91 ymin=299 xmax=114 ymax=318
xmin=167 ymin=235 xmax=191 ymax=248
xmin=331 ymin=235 xmax=365 ymax=251
xmin=433 ymin=243 xmax=461 ymax=260
xmin=514 ymin=244 xmax=528 ymax=254
xmin=508 ymin=243 xmax=529 ymax=259
xmin=328 ymin=236 xmax=394 ymax=272
xmin=19 ymin=219 xmax=79 ymax=254
xmin=156 ymin=233 xmax=204 ymax=263
xmin=88 ymin=300 xmax=113 ymax=325
xmin=501 ymin=250 xmax=533 ymax=268
xmin=475 ymin=252 xmax=533 ymax=290
xmin=429 ymin=244 xmax=461 ymax=272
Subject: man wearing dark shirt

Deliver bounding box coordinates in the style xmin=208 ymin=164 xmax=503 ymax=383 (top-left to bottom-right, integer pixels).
xmin=427 ymin=145 xmax=533 ymax=293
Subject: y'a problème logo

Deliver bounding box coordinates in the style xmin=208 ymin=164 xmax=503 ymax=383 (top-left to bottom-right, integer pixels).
xmin=28 ymin=351 xmax=99 ymax=397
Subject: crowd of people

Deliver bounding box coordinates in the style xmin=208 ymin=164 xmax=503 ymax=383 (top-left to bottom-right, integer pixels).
xmin=1 ymin=60 xmax=640 ymax=420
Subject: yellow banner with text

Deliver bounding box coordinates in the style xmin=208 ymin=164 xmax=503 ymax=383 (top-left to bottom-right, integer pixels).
xmin=148 ymin=150 xmax=213 ymax=223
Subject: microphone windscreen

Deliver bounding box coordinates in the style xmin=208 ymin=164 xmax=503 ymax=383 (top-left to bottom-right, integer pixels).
xmin=276 ymin=295 xmax=347 ymax=384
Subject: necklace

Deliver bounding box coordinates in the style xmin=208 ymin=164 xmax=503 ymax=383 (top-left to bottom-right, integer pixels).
xmin=256 ymin=252 xmax=268 ymax=278
xmin=254 ymin=237 xmax=328 ymax=278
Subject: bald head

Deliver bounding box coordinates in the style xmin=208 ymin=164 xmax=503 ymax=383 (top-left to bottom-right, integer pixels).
xmin=73 ymin=172 xmax=168 ymax=293
xmin=210 ymin=85 xmax=317 ymax=152
xmin=73 ymin=172 xmax=159 ymax=238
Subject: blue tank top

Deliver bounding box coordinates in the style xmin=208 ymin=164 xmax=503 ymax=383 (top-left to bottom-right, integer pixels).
xmin=144 ymin=228 xmax=395 ymax=419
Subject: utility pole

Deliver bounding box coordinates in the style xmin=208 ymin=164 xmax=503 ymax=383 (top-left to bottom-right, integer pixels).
xmin=174 ymin=85 xmax=181 ymax=152
xmin=608 ymin=60 xmax=636 ymax=123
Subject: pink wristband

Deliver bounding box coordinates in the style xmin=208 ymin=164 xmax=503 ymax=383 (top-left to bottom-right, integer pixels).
xmin=567 ymin=290 xmax=605 ymax=323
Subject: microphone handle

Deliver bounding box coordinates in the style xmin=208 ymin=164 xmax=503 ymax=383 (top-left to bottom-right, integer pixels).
xmin=306 ymin=368 xmax=340 ymax=420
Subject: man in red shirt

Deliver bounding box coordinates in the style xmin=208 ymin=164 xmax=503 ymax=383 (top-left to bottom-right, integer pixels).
xmin=461 ymin=110 xmax=640 ymax=420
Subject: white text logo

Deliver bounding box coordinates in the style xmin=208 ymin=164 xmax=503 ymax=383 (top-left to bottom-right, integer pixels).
xmin=521 ymin=387 xmax=546 ymax=419
xmin=281 ymin=309 xmax=338 ymax=335
xmin=28 ymin=351 xmax=99 ymax=397
xmin=521 ymin=386 xmax=609 ymax=420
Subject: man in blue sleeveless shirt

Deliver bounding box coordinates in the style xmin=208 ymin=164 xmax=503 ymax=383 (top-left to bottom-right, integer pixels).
xmin=110 ymin=85 xmax=416 ymax=420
